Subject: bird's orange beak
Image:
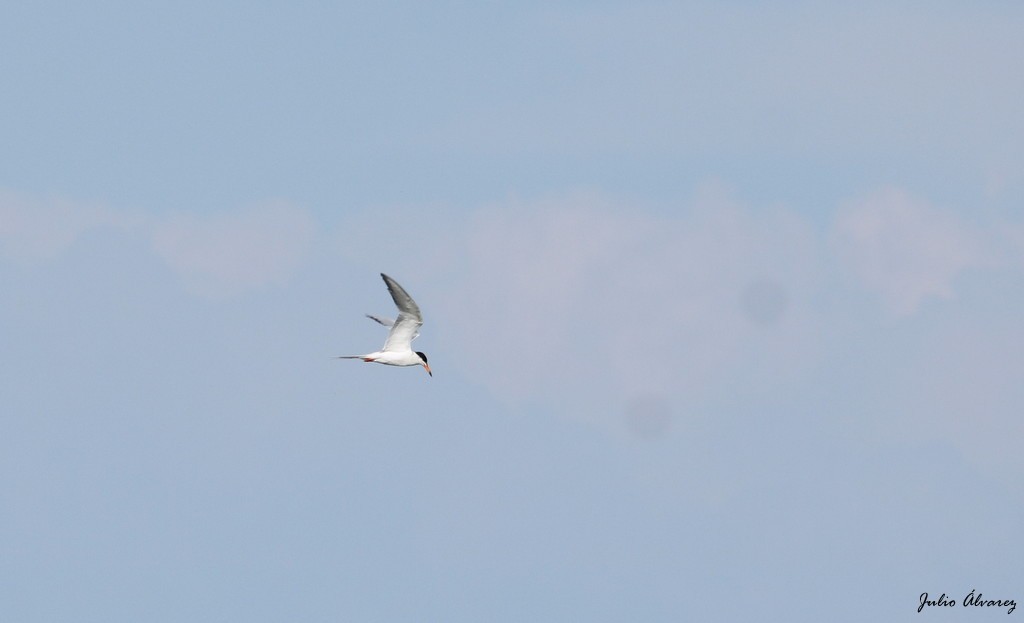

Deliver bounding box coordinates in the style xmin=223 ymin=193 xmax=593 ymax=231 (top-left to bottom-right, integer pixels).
xmin=424 ymin=363 xmax=432 ymax=377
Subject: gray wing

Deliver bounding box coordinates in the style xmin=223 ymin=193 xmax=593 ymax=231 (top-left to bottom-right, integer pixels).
xmin=366 ymin=314 xmax=394 ymax=327
xmin=379 ymin=273 xmax=424 ymax=352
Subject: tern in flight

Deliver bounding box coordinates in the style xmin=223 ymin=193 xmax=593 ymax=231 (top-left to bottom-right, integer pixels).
xmin=337 ymin=273 xmax=432 ymax=376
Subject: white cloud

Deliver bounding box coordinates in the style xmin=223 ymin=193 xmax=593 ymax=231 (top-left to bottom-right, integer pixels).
xmin=833 ymin=188 xmax=990 ymax=315
xmin=0 ymin=189 xmax=132 ymax=262
xmin=150 ymin=202 xmax=315 ymax=298
xmin=424 ymin=185 xmax=1022 ymax=469
xmin=0 ymin=189 xmax=316 ymax=297
xmin=437 ymin=188 xmax=823 ymax=425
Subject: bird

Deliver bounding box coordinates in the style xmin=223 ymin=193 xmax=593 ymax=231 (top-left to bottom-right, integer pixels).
xmin=337 ymin=273 xmax=432 ymax=376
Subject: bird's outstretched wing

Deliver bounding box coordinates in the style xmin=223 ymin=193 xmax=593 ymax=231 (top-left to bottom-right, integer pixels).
xmin=379 ymin=273 xmax=423 ymax=352
xmin=369 ymin=313 xmax=420 ymax=342
xmin=366 ymin=314 xmax=394 ymax=327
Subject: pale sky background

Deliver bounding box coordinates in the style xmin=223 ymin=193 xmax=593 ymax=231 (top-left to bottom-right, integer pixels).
xmin=2 ymin=2 xmax=1023 ymax=621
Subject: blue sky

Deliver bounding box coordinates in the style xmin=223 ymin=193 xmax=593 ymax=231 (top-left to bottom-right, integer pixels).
xmin=2 ymin=2 xmax=1023 ymax=621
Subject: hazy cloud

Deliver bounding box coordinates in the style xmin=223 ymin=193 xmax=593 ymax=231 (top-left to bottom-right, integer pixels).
xmin=439 ymin=188 xmax=823 ymax=424
xmin=422 ymin=184 xmax=1023 ymax=468
xmin=151 ymin=202 xmax=316 ymax=298
xmin=833 ymin=188 xmax=989 ymax=315
xmin=0 ymin=190 xmax=316 ymax=297
xmin=0 ymin=189 xmax=132 ymax=262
